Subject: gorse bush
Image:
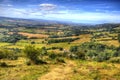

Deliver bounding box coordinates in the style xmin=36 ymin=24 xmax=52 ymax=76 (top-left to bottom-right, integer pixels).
xmin=24 ymin=45 xmax=40 ymax=64
xmin=0 ymin=49 xmax=18 ymax=60
xmin=24 ymin=45 xmax=47 ymax=65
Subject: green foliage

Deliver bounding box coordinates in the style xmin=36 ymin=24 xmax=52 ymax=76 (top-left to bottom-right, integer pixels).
xmin=56 ymin=57 xmax=65 ymax=63
xmin=49 ymin=53 xmax=57 ymax=59
xmin=24 ymin=45 xmax=47 ymax=64
xmin=47 ymin=47 xmax=63 ymax=51
xmin=109 ymin=57 xmax=120 ymax=63
xmin=0 ymin=33 xmax=27 ymax=43
xmin=69 ymin=46 xmax=85 ymax=59
xmin=69 ymin=42 xmax=119 ymax=62
xmin=0 ymin=49 xmax=18 ymax=60
xmin=114 ymin=47 xmax=120 ymax=57
xmin=41 ymin=47 xmax=47 ymax=55
xmin=69 ymin=46 xmax=78 ymax=52
xmin=24 ymin=45 xmax=40 ymax=64
xmin=95 ymin=52 xmax=111 ymax=62
xmin=48 ymin=38 xmax=79 ymax=44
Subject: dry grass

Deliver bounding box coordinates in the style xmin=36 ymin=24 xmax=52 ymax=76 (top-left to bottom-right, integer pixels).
xmin=0 ymin=57 xmax=49 ymax=80
xmin=1 ymin=58 xmax=120 ymax=80
xmin=18 ymin=32 xmax=48 ymax=38
xmin=98 ymin=40 xmax=120 ymax=47
xmin=72 ymin=34 xmax=91 ymax=43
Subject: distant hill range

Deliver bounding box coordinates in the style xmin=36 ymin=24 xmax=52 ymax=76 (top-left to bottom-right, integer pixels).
xmin=0 ymin=16 xmax=120 ymax=28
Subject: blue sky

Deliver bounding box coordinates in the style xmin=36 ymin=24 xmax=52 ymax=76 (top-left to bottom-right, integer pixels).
xmin=0 ymin=0 xmax=120 ymax=24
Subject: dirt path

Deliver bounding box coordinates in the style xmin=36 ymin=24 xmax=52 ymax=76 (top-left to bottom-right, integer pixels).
xmin=38 ymin=61 xmax=76 ymax=80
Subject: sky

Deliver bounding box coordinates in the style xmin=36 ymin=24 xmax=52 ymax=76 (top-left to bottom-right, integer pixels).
xmin=0 ymin=0 xmax=120 ymax=24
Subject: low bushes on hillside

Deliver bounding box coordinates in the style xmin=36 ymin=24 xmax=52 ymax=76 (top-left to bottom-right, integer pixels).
xmin=69 ymin=42 xmax=120 ymax=62
xmin=0 ymin=49 xmax=18 ymax=60
xmin=0 ymin=33 xmax=27 ymax=43
xmin=48 ymin=38 xmax=79 ymax=44
xmin=109 ymin=57 xmax=120 ymax=63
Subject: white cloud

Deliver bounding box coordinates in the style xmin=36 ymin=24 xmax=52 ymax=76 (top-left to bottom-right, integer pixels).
xmin=39 ymin=3 xmax=57 ymax=11
xmin=0 ymin=4 xmax=13 ymax=7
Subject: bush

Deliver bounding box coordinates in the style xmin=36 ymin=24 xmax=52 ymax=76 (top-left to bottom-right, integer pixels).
xmin=0 ymin=62 xmax=8 ymax=67
xmin=0 ymin=49 xmax=18 ymax=60
xmin=24 ymin=45 xmax=40 ymax=64
xmin=56 ymin=58 xmax=65 ymax=63
xmin=69 ymin=46 xmax=78 ymax=52
xmin=26 ymin=60 xmax=31 ymax=66
xmin=41 ymin=47 xmax=47 ymax=55
xmin=69 ymin=42 xmax=118 ymax=62
xmin=59 ymin=48 xmax=63 ymax=51
xmin=109 ymin=57 xmax=120 ymax=63
xmin=0 ymin=50 xmax=5 ymax=59
xmin=31 ymin=41 xmax=35 ymax=44
xmin=49 ymin=53 xmax=57 ymax=59
xmin=24 ymin=45 xmax=47 ymax=65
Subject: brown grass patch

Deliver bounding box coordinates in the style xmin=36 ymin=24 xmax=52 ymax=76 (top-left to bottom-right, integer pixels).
xmin=18 ymin=32 xmax=48 ymax=38
xmin=72 ymin=34 xmax=92 ymax=43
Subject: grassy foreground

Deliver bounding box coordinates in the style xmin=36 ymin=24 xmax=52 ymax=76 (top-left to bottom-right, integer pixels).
xmin=0 ymin=57 xmax=120 ymax=80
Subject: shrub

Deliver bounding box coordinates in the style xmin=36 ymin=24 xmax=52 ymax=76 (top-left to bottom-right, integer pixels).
xmin=24 ymin=45 xmax=47 ymax=65
xmin=0 ymin=49 xmax=18 ymax=60
xmin=69 ymin=46 xmax=78 ymax=52
xmin=0 ymin=62 xmax=8 ymax=67
xmin=76 ymin=52 xmax=85 ymax=60
xmin=56 ymin=58 xmax=65 ymax=63
xmin=59 ymin=47 xmax=63 ymax=51
xmin=109 ymin=57 xmax=120 ymax=63
xmin=31 ymin=41 xmax=35 ymax=44
xmin=24 ymin=45 xmax=40 ymax=64
xmin=49 ymin=53 xmax=57 ymax=59
xmin=95 ymin=52 xmax=111 ymax=62
xmin=69 ymin=42 xmax=118 ymax=62
xmin=0 ymin=50 xmax=5 ymax=59
xmin=41 ymin=47 xmax=47 ymax=55
xmin=26 ymin=60 xmax=31 ymax=66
